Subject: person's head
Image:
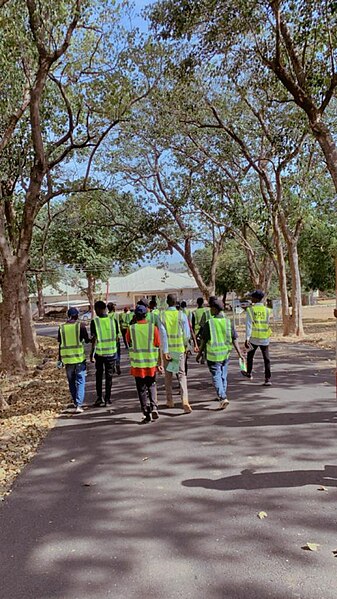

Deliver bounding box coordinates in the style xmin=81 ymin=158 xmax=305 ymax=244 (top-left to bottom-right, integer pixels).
xmin=210 ymin=299 xmax=224 ymax=316
xmin=176 ymin=301 xmax=181 ymax=310
xmin=137 ymin=297 xmax=149 ymax=310
xmin=167 ymin=293 xmax=177 ymax=307
xmin=67 ymin=307 xmax=79 ymax=320
xmin=250 ymin=290 xmax=265 ymax=304
xmin=94 ymin=300 xmax=107 ymax=316
xmin=196 ymin=297 xmax=204 ymax=308
xmin=135 ymin=304 xmax=147 ymax=321
xmin=208 ymin=296 xmax=217 ymax=307
xmin=181 ymin=300 xmax=187 ymax=310
xmin=149 ymin=299 xmax=157 ymax=311
xmin=107 ymin=302 xmax=116 ymax=313
xmin=124 ymin=306 xmax=129 ymax=313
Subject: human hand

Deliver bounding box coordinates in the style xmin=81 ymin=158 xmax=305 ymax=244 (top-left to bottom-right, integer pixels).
xmin=157 ymin=364 xmax=164 ymax=374
xmin=90 ymin=352 xmax=95 ymax=363
xmin=164 ymin=353 xmax=171 ymax=361
xmin=196 ymin=353 xmax=201 ymax=363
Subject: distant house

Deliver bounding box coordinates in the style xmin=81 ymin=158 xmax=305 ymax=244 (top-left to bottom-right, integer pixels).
xmin=32 ymin=266 xmax=200 ymax=310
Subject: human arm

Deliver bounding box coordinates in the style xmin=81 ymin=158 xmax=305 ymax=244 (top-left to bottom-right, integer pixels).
xmin=90 ymin=320 xmax=96 ymax=362
xmin=196 ymin=322 xmax=210 ymax=362
xmin=80 ymin=323 xmax=90 ymax=343
xmin=153 ymin=326 xmax=164 ymax=372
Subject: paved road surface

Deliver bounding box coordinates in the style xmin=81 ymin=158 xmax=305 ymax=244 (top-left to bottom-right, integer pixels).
xmin=1 ymin=343 xmax=336 ymax=599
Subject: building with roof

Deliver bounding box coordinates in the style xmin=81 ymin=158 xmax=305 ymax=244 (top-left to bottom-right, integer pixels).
xmin=32 ymin=266 xmax=200 ymax=310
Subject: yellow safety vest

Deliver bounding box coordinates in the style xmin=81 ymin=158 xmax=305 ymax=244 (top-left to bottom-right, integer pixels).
xmin=207 ymin=317 xmax=232 ymax=362
xmin=194 ymin=307 xmax=210 ymax=333
xmin=161 ymin=310 xmax=185 ymax=353
xmin=94 ymin=316 xmax=117 ymax=356
xmin=246 ymin=305 xmax=272 ymax=340
xmin=129 ymin=322 xmax=159 ymax=369
xmin=59 ymin=322 xmax=85 ymax=364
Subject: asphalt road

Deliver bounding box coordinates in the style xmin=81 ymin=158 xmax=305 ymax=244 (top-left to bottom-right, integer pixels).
xmin=0 ymin=343 xmax=336 ymax=599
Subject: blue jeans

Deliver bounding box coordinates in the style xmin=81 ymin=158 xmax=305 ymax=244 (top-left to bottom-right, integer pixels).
xmin=65 ymin=361 xmax=86 ymax=406
xmin=207 ymin=359 xmax=229 ymax=400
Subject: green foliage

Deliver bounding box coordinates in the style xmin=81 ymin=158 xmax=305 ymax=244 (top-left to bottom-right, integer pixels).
xmin=194 ymin=242 xmax=251 ymax=296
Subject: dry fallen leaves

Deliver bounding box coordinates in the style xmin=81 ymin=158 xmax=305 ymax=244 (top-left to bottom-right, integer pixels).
xmin=0 ymin=337 xmax=69 ymax=500
xmin=142 ymin=457 xmax=149 ymax=461
xmin=257 ymin=511 xmax=268 ymax=520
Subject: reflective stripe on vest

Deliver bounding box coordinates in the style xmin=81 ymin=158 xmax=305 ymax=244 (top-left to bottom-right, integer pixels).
xmin=94 ymin=316 xmax=117 ymax=356
xmin=129 ymin=322 xmax=159 ymax=368
xmin=207 ymin=317 xmax=233 ymax=362
xmin=246 ymin=305 xmax=272 ymax=340
xmin=194 ymin=307 xmax=210 ymax=332
xmin=146 ymin=311 xmax=159 ymax=326
xmin=161 ymin=310 xmax=185 ymax=352
xmin=60 ymin=322 xmax=85 ymax=364
xmin=120 ymin=312 xmax=131 ymax=328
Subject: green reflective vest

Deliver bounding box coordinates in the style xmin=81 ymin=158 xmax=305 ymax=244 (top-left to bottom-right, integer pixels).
xmin=94 ymin=316 xmax=117 ymax=356
xmin=120 ymin=312 xmax=131 ymax=329
xmin=194 ymin=307 xmax=210 ymax=333
xmin=59 ymin=322 xmax=85 ymax=365
xmin=109 ymin=312 xmax=120 ymax=336
xmin=207 ymin=317 xmax=233 ymax=362
xmin=147 ymin=309 xmax=159 ymax=326
xmin=129 ymin=322 xmax=159 ymax=369
xmin=246 ymin=305 xmax=272 ymax=340
xmin=161 ymin=310 xmax=185 ymax=353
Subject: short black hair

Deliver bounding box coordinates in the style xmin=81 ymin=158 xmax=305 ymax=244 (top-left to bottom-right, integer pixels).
xmin=107 ymin=302 xmax=115 ymax=312
xmin=208 ymin=296 xmax=217 ymax=307
xmin=167 ymin=293 xmax=177 ymax=306
xmin=181 ymin=300 xmax=187 ymax=309
xmin=149 ymin=299 xmax=157 ymax=309
xmin=94 ymin=300 xmax=106 ymax=313
xmin=197 ymin=297 xmax=204 ymax=307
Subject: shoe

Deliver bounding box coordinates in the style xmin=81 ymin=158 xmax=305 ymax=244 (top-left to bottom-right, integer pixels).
xmin=140 ymin=415 xmax=151 ymax=424
xmin=183 ymin=404 xmax=192 ymax=414
xmin=165 ymin=401 xmax=175 ymax=408
xmin=75 ymin=406 xmax=84 ymax=414
xmin=241 ymin=372 xmax=253 ymax=380
xmin=93 ymin=399 xmax=104 ymax=407
xmin=152 ymin=410 xmax=159 ymax=420
xmin=66 ymin=402 xmax=76 ymax=409
xmin=218 ymin=399 xmax=230 ymax=410
xmin=116 ymin=364 xmax=121 ymax=375
xmin=104 ymin=399 xmax=112 ymax=406
xmin=263 ymin=380 xmax=272 ymax=386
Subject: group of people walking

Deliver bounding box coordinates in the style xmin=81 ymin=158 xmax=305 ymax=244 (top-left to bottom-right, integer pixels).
xmin=58 ymin=290 xmax=272 ymax=422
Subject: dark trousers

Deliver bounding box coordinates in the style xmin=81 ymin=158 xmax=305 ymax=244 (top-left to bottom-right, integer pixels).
xmin=95 ymin=355 xmax=116 ymax=402
xmin=121 ymin=329 xmax=128 ymax=349
xmin=247 ymin=344 xmax=271 ymax=380
xmin=135 ymin=376 xmax=158 ymax=415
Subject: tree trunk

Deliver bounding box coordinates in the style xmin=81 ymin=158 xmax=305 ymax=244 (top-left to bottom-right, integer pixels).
xmin=287 ymin=242 xmax=304 ymax=336
xmin=310 ymin=119 xmax=337 ymax=193
xmin=87 ymin=273 xmax=95 ymax=315
xmin=35 ymin=273 xmax=45 ymax=318
xmin=272 ymin=215 xmax=291 ymax=335
xmin=19 ymin=273 xmax=38 ymax=355
xmin=0 ymin=261 xmax=26 ymax=372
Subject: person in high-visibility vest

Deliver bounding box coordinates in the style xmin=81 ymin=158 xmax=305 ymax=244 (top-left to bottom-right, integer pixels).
xmin=147 ymin=298 xmax=160 ymax=326
xmin=107 ymin=302 xmax=121 ymax=375
xmin=159 ymin=293 xmax=192 ymax=413
xmin=90 ymin=300 xmax=119 ymax=406
xmin=243 ymin=290 xmax=272 ymax=386
xmin=58 ymin=307 xmax=90 ymax=413
xmin=179 ymin=300 xmax=198 ymax=374
xmin=119 ymin=307 xmax=132 ymax=348
xmin=126 ymin=304 xmax=163 ymax=423
xmin=196 ymin=299 xmax=243 ymax=409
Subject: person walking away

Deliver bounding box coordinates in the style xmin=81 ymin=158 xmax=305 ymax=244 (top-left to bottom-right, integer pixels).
xmin=179 ymin=300 xmax=198 ymax=374
xmin=126 ymin=304 xmax=163 ymax=423
xmin=196 ymin=299 xmax=244 ymax=410
xmin=91 ymin=300 xmax=118 ymax=406
xmin=159 ymin=293 xmax=192 ymax=414
xmin=58 ymin=307 xmax=90 ymax=413
xmin=148 ymin=299 xmax=160 ymax=326
xmin=119 ymin=307 xmax=131 ymax=348
xmin=107 ymin=302 xmax=121 ymax=375
xmin=244 ymin=290 xmax=272 ymax=386
xmin=192 ymin=297 xmax=212 ymax=364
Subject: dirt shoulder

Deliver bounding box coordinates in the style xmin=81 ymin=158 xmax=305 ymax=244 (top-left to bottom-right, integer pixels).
xmin=0 ymin=338 xmax=69 ymax=499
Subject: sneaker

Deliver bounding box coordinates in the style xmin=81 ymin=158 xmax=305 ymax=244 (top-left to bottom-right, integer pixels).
xmin=66 ymin=402 xmax=76 ymax=409
xmin=140 ymin=415 xmax=151 ymax=424
xmin=152 ymin=410 xmax=159 ymax=420
xmin=104 ymin=399 xmax=112 ymax=406
xmin=241 ymin=372 xmax=253 ymax=380
xmin=75 ymin=406 xmax=84 ymax=414
xmin=93 ymin=399 xmax=104 ymax=407
xmin=183 ymin=404 xmax=192 ymax=414
xmin=263 ymin=380 xmax=272 ymax=386
xmin=116 ymin=364 xmax=121 ymax=376
xmin=218 ymin=399 xmax=230 ymax=410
